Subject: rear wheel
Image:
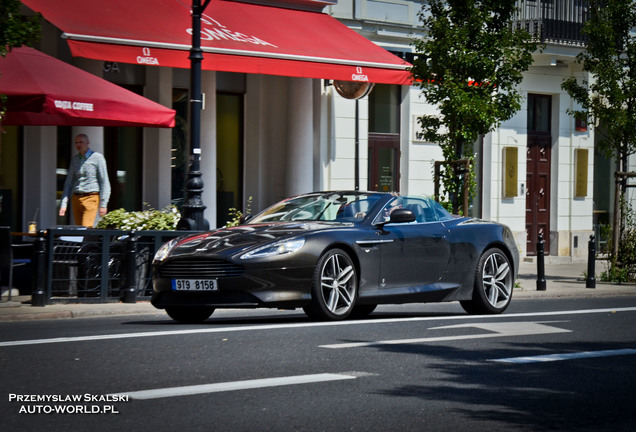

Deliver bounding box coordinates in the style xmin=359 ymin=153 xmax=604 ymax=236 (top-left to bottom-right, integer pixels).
xmin=460 ymin=248 xmax=513 ymax=315
xmin=165 ymin=307 xmax=215 ymax=323
xmin=303 ymin=249 xmax=358 ymax=321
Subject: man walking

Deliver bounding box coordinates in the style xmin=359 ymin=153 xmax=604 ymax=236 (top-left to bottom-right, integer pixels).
xmin=59 ymin=134 xmax=111 ymax=227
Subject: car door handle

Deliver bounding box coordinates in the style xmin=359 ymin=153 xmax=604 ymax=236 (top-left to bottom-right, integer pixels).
xmin=356 ymin=239 xmax=394 ymax=247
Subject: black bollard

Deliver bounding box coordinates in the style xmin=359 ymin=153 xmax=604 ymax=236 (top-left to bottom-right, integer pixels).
xmin=586 ymin=234 xmax=596 ymax=288
xmin=31 ymin=229 xmax=48 ymax=307
xmin=121 ymin=231 xmax=138 ymax=303
xmin=536 ymin=234 xmax=547 ymax=291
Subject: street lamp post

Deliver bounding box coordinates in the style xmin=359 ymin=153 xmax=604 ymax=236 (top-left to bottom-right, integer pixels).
xmin=178 ymin=0 xmax=211 ymax=231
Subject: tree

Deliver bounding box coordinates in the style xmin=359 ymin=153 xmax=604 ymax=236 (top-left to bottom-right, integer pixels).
xmin=0 ymin=0 xmax=40 ymax=118
xmin=561 ymin=0 xmax=636 ymax=260
xmin=0 ymin=0 xmax=40 ymax=56
xmin=411 ymin=0 xmax=539 ymax=213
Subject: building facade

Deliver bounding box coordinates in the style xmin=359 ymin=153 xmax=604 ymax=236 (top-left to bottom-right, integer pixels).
xmin=1 ymin=0 xmax=633 ymax=261
xmin=327 ymin=0 xmax=632 ymax=259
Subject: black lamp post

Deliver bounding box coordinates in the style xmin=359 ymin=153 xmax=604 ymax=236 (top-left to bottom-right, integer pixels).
xmin=178 ymin=0 xmax=211 ymax=231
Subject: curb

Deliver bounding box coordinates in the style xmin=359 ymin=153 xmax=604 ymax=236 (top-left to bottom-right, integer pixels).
xmin=0 ymin=301 xmax=159 ymax=322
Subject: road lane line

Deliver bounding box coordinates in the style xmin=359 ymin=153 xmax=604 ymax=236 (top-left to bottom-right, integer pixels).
xmin=2 ymin=307 xmax=636 ymax=347
xmin=110 ymin=373 xmax=358 ymax=400
xmin=490 ymin=348 xmax=636 ymax=364
xmin=320 ymin=321 xmax=572 ymax=349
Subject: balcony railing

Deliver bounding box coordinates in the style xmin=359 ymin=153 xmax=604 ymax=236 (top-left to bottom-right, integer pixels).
xmin=514 ymin=0 xmax=589 ymax=47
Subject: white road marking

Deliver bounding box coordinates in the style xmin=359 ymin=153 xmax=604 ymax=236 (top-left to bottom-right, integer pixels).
xmin=490 ymin=348 xmax=636 ymax=364
xmin=110 ymin=373 xmax=360 ymax=400
xmin=319 ymin=321 xmax=572 ymax=349
xmin=1 ymin=307 xmax=635 ymax=348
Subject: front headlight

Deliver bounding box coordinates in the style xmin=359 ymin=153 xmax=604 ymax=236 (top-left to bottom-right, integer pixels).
xmin=240 ymin=238 xmax=305 ymax=260
xmin=153 ymin=238 xmax=178 ymax=263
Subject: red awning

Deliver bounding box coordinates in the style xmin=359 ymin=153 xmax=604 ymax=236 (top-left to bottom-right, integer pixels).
xmin=0 ymin=47 xmax=176 ymax=127
xmin=21 ymin=0 xmax=412 ymax=85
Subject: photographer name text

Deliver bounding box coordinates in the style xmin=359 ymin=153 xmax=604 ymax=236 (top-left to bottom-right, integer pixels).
xmin=9 ymin=393 xmax=128 ymax=415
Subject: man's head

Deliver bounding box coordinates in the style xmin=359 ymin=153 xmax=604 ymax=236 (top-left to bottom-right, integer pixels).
xmin=74 ymin=134 xmax=90 ymax=155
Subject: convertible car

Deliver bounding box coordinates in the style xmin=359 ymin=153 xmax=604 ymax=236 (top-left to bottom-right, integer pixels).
xmin=151 ymin=191 xmax=519 ymax=323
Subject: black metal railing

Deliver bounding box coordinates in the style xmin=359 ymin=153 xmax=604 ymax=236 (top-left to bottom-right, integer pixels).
xmin=37 ymin=227 xmax=199 ymax=303
xmin=514 ymin=0 xmax=589 ymax=47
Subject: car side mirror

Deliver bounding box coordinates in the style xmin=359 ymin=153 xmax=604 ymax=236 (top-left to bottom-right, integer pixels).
xmin=376 ymin=208 xmax=416 ymax=229
xmin=389 ymin=208 xmax=416 ymax=224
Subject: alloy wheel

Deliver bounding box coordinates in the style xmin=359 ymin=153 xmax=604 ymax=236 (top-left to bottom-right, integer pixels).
xmin=481 ymin=251 xmax=512 ymax=309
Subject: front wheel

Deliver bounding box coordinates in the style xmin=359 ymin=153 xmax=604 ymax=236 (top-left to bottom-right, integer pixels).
xmin=165 ymin=307 xmax=215 ymax=323
xmin=460 ymin=248 xmax=513 ymax=315
xmin=303 ymin=249 xmax=358 ymax=321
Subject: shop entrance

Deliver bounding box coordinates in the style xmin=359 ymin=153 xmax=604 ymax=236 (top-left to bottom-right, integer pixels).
xmin=368 ymin=84 xmax=400 ymax=192
xmin=369 ymin=134 xmax=400 ymax=192
xmin=526 ymin=94 xmax=552 ymax=255
xmin=216 ymin=93 xmax=244 ymax=226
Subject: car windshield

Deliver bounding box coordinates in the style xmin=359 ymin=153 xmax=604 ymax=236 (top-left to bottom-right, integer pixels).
xmin=248 ymin=192 xmax=384 ymax=223
xmin=373 ymin=196 xmax=454 ymax=224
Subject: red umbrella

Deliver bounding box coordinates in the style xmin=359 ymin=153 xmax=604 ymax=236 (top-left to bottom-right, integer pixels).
xmin=0 ymin=46 xmax=175 ymax=127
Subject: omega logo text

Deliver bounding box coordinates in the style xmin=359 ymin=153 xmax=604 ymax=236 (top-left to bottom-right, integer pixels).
xmin=351 ymin=66 xmax=369 ymax=82
xmin=137 ymin=47 xmax=159 ymax=65
xmin=190 ymin=14 xmax=277 ymax=47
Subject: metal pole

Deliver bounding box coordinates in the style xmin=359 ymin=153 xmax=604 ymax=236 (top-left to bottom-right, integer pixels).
xmin=121 ymin=231 xmax=138 ymax=303
xmin=612 ymin=171 xmax=621 ymax=258
xmin=586 ymin=234 xmax=596 ymax=288
xmin=536 ymin=234 xmax=547 ymax=291
xmin=31 ymin=230 xmax=47 ymax=306
xmin=178 ymin=0 xmax=211 ymax=231
xmin=354 ymin=99 xmax=359 ymax=191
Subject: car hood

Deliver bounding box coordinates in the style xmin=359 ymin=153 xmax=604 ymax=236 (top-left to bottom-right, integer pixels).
xmin=167 ymin=221 xmax=349 ymax=258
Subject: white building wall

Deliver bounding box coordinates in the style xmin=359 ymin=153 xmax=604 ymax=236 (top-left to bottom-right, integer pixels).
xmin=328 ymin=0 xmax=596 ymax=259
xmin=329 ymin=90 xmax=369 ymax=191
xmin=408 ymin=87 xmax=444 ymax=197
xmin=23 ymin=127 xmax=57 ymax=231
xmin=143 ymin=66 xmax=174 ymax=211
xmin=244 ymin=74 xmax=289 ymax=211
xmin=200 ymin=70 xmax=217 ymax=229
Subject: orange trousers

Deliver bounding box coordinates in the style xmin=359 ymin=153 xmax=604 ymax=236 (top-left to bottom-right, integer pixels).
xmin=71 ymin=193 xmax=100 ymax=227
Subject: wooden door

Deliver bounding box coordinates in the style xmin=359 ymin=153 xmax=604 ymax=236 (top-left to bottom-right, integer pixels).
xmin=369 ymin=133 xmax=400 ymax=192
xmin=526 ymin=94 xmax=552 ymax=255
xmin=526 ymin=133 xmax=551 ymax=255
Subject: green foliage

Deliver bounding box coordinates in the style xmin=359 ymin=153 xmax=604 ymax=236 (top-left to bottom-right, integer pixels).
xmin=411 ymin=0 xmax=540 ymax=212
xmin=226 ymin=196 xmax=253 ymax=227
xmin=0 ymin=0 xmax=41 ymax=57
xmin=601 ymin=203 xmax=636 ymax=283
xmin=1 ymin=0 xmax=41 ymax=119
xmin=561 ymin=0 xmax=636 ymax=163
xmin=562 ymin=0 xmax=636 ymax=272
xmin=96 ymin=206 xmax=181 ymax=231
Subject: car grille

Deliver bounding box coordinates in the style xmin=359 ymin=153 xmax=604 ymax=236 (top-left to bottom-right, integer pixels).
xmin=159 ymin=258 xmax=245 ymax=279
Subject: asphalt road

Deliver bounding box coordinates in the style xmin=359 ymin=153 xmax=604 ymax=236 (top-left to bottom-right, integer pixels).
xmin=1 ymin=297 xmax=636 ymax=432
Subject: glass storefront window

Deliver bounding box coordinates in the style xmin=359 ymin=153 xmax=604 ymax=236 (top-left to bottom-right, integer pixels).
xmin=171 ymin=88 xmax=189 ymax=209
xmin=369 ymin=84 xmax=400 ymax=134
xmin=368 ymin=84 xmax=401 ymax=192
xmin=55 ymin=127 xmax=72 ymax=225
xmin=0 ymin=126 xmax=22 ymax=230
xmin=105 ymin=127 xmax=142 ymax=211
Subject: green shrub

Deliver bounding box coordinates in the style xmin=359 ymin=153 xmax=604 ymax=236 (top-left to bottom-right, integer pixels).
xmin=226 ymin=196 xmax=253 ymax=227
xmin=601 ymin=204 xmax=636 ymax=283
xmin=97 ymin=206 xmax=180 ymax=231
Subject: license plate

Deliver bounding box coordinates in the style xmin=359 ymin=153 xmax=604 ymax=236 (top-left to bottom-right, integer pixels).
xmin=171 ymin=279 xmax=218 ymax=291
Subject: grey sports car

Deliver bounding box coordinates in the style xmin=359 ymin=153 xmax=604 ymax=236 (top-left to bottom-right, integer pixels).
xmin=151 ymin=191 xmax=519 ymax=322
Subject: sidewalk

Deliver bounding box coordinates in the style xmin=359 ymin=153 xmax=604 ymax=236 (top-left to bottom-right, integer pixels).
xmin=514 ymin=259 xmax=636 ymax=298
xmin=1 ymin=260 xmax=634 ymax=322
